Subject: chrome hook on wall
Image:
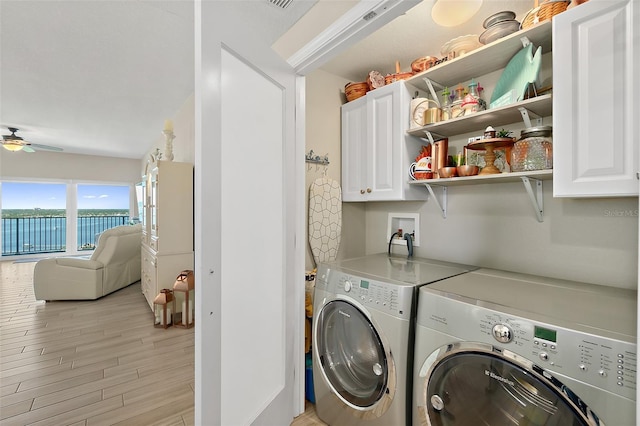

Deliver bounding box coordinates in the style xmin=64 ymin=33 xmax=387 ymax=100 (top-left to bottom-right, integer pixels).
xmin=305 ymin=149 xmax=330 ymax=166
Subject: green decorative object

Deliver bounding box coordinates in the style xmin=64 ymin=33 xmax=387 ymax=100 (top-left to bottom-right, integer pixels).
xmin=490 ymin=43 xmax=542 ymax=108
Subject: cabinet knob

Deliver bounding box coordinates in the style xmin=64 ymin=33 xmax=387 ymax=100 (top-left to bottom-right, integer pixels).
xmin=366 ymin=188 xmax=372 ymax=193
xmin=360 ymin=189 xmax=365 ymax=194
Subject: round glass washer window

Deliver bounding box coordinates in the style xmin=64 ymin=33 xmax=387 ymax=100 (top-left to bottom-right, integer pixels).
xmin=316 ymin=300 xmax=388 ymax=408
xmin=425 ymin=352 xmax=590 ymax=426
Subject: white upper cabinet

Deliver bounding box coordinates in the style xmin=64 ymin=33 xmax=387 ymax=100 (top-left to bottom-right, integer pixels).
xmin=553 ymin=0 xmax=639 ymax=197
xmin=342 ymin=81 xmax=423 ymax=202
xmin=341 ymin=95 xmax=368 ymax=201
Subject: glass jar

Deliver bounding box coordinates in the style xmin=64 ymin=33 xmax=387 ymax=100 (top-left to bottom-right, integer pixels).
xmin=511 ymin=126 xmax=553 ymax=172
xmin=441 ymin=87 xmax=451 ymax=121
xmin=449 ymin=84 xmax=465 ymax=119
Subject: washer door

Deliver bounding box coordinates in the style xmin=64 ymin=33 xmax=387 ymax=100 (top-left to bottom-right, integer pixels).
xmin=420 ymin=343 xmax=602 ymax=426
xmin=315 ymin=299 xmax=394 ymax=414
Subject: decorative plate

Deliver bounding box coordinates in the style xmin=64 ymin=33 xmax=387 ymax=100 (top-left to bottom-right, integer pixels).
xmin=479 ymin=20 xmax=520 ymax=45
xmin=490 ymin=43 xmax=542 ymax=107
xmin=411 ymin=98 xmax=430 ymax=128
xmin=483 ymin=10 xmax=516 ymax=29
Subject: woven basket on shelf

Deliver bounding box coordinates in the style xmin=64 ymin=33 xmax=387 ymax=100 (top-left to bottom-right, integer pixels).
xmin=345 ymin=82 xmax=368 ymax=102
xmin=521 ymin=0 xmax=570 ymax=29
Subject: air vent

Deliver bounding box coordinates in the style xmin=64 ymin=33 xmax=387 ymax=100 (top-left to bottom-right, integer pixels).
xmin=363 ymin=11 xmax=377 ymax=21
xmin=269 ymin=0 xmax=294 ymax=9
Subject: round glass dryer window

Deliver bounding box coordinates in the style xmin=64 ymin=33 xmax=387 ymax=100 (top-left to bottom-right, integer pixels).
xmin=315 ymin=300 xmax=389 ymax=408
xmin=425 ymin=352 xmax=595 ymax=426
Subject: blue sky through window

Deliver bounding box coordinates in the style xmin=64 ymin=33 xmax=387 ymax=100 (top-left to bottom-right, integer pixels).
xmin=2 ymin=183 xmax=128 ymax=209
xmin=77 ymin=185 xmax=129 ymax=209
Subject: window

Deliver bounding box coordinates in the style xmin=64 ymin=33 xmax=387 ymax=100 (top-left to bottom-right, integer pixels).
xmin=77 ymin=184 xmax=130 ymax=251
xmin=1 ymin=181 xmax=132 ymax=257
xmin=1 ymin=182 xmax=67 ymax=255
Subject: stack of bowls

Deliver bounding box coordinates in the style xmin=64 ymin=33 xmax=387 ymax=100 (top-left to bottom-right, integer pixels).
xmin=479 ymin=11 xmax=520 ymax=45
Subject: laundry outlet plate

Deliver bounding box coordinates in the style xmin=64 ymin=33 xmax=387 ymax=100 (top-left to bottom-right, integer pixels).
xmin=387 ymin=213 xmax=420 ymax=247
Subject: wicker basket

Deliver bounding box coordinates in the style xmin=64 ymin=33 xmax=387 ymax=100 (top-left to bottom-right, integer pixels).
xmin=384 ymin=72 xmax=414 ymax=85
xmin=521 ymin=0 xmax=570 ymax=29
xmin=345 ymin=82 xmax=368 ymax=102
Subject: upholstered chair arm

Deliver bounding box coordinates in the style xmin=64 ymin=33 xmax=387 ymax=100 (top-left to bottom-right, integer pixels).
xmin=54 ymin=258 xmax=104 ymax=269
xmin=34 ymin=257 xmax=104 ymax=300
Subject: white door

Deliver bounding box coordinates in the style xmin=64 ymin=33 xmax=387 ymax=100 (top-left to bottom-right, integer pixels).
xmin=194 ymin=2 xmax=302 ymax=425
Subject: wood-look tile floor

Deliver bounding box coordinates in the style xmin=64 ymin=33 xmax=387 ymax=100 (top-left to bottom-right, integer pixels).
xmin=0 ymin=259 xmax=325 ymax=426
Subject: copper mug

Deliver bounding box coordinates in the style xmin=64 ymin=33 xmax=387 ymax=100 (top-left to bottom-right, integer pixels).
xmin=432 ymin=139 xmax=449 ymax=178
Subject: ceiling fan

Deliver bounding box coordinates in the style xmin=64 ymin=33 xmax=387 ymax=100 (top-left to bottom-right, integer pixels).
xmin=1 ymin=127 xmax=63 ymax=153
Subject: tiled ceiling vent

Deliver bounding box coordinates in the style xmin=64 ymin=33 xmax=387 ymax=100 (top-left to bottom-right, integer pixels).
xmin=269 ymin=0 xmax=294 ymax=9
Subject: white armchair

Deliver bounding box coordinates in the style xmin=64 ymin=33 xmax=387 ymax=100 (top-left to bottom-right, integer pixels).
xmin=34 ymin=224 xmax=142 ymax=301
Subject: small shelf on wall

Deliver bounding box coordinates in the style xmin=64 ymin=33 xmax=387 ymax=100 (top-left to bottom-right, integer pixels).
xmin=405 ymin=21 xmax=552 ymax=91
xmin=406 ymin=94 xmax=552 ymax=139
xmin=409 ymin=170 xmax=552 ymax=222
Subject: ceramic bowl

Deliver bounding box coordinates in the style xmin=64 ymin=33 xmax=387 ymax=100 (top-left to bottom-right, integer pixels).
xmin=457 ymin=165 xmax=480 ymax=176
xmin=438 ymin=166 xmax=458 ymax=178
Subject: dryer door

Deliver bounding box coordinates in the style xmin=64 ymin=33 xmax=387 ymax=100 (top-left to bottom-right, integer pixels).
xmin=419 ymin=342 xmax=601 ymax=426
xmin=315 ymin=299 xmax=394 ymax=414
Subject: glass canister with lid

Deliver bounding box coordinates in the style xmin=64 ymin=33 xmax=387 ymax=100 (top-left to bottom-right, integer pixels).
xmin=511 ymin=126 xmax=553 ymax=172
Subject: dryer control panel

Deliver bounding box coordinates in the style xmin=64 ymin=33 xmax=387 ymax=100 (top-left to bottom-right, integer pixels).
xmin=417 ymin=291 xmax=638 ymax=400
xmin=316 ymin=268 xmax=414 ymax=321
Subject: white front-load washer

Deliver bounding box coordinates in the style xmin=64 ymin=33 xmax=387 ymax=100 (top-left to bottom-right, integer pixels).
xmin=313 ymin=253 xmax=477 ymax=426
xmin=413 ymin=268 xmax=637 ymax=426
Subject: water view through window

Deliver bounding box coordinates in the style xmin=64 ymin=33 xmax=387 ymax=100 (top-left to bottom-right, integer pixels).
xmin=1 ymin=182 xmax=130 ymax=256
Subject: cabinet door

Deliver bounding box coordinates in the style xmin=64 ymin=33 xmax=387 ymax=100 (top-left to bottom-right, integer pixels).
xmin=367 ymin=83 xmax=405 ymax=201
xmin=341 ymin=96 xmax=368 ymax=201
xmin=553 ymin=0 xmax=639 ymax=197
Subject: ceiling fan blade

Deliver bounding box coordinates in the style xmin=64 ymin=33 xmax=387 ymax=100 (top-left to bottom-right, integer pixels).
xmin=22 ymin=145 xmax=36 ymax=153
xmin=30 ymin=143 xmax=63 ymax=152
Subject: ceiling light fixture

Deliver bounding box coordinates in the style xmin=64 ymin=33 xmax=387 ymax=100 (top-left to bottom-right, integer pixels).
xmin=2 ymin=143 xmax=24 ymax=152
xmin=2 ymin=127 xmax=26 ymax=152
xmin=431 ymin=0 xmax=483 ymax=27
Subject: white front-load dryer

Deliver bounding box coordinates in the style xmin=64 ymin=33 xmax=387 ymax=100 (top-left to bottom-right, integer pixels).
xmin=313 ymin=253 xmax=476 ymax=426
xmin=413 ymin=268 xmax=637 ymax=426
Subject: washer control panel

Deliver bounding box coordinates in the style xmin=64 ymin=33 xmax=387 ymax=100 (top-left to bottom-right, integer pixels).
xmin=316 ymin=268 xmax=414 ymax=320
xmin=418 ymin=292 xmax=638 ymax=400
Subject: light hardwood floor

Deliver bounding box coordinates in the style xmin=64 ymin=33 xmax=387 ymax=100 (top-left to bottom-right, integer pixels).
xmin=0 ymin=259 xmax=325 ymax=426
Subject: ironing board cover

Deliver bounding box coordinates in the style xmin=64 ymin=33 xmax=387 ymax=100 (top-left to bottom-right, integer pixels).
xmin=308 ymin=177 xmax=342 ymax=265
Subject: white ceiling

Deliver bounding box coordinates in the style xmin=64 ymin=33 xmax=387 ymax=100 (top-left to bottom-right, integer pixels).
xmin=319 ymin=0 xmax=535 ymax=82
xmin=1 ymin=0 xmax=537 ymax=160
xmin=0 ymin=0 xmax=315 ymax=159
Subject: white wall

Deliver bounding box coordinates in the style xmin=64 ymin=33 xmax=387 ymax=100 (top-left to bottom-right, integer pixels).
xmin=305 ymin=69 xmax=367 ymax=270
xmin=141 ymin=93 xmax=195 ymax=172
xmin=365 ymin=188 xmax=638 ymax=289
xmin=0 ymin=150 xmax=141 ymax=183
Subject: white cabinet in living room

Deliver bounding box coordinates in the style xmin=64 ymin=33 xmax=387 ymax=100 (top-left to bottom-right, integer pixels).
xmin=553 ymin=0 xmax=639 ymax=197
xmin=342 ymin=81 xmax=424 ymax=202
xmin=141 ymin=160 xmax=194 ymax=310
